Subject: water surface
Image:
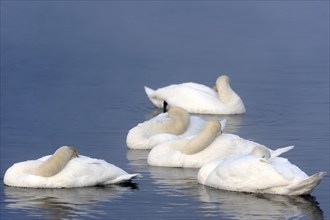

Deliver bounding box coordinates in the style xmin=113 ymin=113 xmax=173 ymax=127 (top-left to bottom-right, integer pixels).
xmin=1 ymin=2 xmax=329 ymax=219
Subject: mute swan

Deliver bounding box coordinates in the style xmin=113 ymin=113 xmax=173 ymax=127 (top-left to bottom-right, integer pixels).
xmin=144 ymin=75 xmax=245 ymax=114
xmin=126 ymin=106 xmax=225 ymax=149
xmin=147 ymin=121 xmax=294 ymax=168
xmin=4 ymin=146 xmax=140 ymax=188
xmin=198 ymin=146 xmax=325 ymax=195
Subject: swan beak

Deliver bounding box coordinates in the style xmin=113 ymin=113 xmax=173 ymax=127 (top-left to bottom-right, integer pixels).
xmin=163 ymin=101 xmax=168 ymax=113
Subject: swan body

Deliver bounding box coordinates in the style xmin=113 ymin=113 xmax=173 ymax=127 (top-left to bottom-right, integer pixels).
xmin=198 ymin=146 xmax=325 ymax=195
xmin=144 ymin=75 xmax=245 ymax=115
xmin=4 ymin=146 xmax=140 ymax=188
xmin=147 ymin=121 xmax=293 ymax=168
xmin=126 ymin=106 xmax=225 ymax=149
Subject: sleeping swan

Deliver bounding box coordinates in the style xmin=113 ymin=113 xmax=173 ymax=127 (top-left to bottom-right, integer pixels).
xmin=126 ymin=106 xmax=224 ymax=149
xmin=147 ymin=121 xmax=293 ymax=168
xmin=198 ymin=146 xmax=326 ymax=195
xmin=144 ymin=75 xmax=245 ymax=114
xmin=4 ymin=146 xmax=140 ymax=188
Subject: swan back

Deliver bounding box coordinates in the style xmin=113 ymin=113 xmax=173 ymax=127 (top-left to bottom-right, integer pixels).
xmin=34 ymin=146 xmax=78 ymax=177
xmin=181 ymin=120 xmax=221 ymax=155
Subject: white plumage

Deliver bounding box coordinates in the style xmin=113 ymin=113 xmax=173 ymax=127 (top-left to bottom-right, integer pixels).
xmin=4 ymin=146 xmax=140 ymax=188
xmin=144 ymin=75 xmax=245 ymax=114
xmin=126 ymin=107 xmax=225 ymax=149
xmin=197 ymin=146 xmax=325 ymax=195
xmin=147 ymin=121 xmax=293 ymax=168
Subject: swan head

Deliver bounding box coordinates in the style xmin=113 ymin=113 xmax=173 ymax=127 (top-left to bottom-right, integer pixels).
xmin=250 ymin=146 xmax=271 ymax=160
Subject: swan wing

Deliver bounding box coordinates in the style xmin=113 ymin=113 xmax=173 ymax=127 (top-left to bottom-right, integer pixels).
xmin=180 ymin=82 xmax=216 ymax=96
xmin=63 ymin=156 xmax=133 ymax=185
xmin=209 ymin=155 xmax=293 ymax=192
xmin=126 ymin=113 xmax=170 ymax=149
xmin=145 ymin=84 xmax=221 ymax=111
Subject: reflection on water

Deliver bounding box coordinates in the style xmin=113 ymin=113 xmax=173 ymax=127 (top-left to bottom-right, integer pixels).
xmin=4 ymin=185 xmax=137 ymax=219
xmin=198 ymin=186 xmax=324 ymax=220
xmin=127 ymin=149 xmax=324 ymax=220
xmin=148 ymin=166 xmax=198 ymax=195
xmin=126 ymin=149 xmax=150 ymax=170
xmin=2 ymin=1 xmax=328 ymax=219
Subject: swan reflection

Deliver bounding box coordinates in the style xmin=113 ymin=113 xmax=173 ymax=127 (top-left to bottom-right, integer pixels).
xmin=148 ymin=166 xmax=198 ymax=195
xmin=127 ymin=149 xmax=323 ymax=219
xmin=197 ymin=185 xmax=324 ymax=220
xmin=126 ymin=149 xmax=150 ymax=170
xmin=4 ymin=184 xmax=137 ymax=219
xmin=148 ymin=166 xmax=324 ymax=219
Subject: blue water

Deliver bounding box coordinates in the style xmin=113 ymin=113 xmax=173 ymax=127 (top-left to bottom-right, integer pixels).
xmin=1 ymin=2 xmax=329 ymax=219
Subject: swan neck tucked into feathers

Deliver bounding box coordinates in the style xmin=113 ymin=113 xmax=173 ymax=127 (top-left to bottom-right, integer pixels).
xmin=251 ymin=146 xmax=271 ymax=159
xmin=181 ymin=121 xmax=221 ymax=155
xmin=164 ymin=107 xmax=190 ymax=135
xmin=34 ymin=146 xmax=78 ymax=177
xmin=216 ymin=75 xmax=239 ymax=104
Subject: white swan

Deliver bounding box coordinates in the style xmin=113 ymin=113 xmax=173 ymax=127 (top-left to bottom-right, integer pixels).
xmin=126 ymin=106 xmax=225 ymax=149
xmin=198 ymin=146 xmax=326 ymax=195
xmin=147 ymin=121 xmax=293 ymax=168
xmin=144 ymin=75 xmax=245 ymax=114
xmin=4 ymin=146 xmax=140 ymax=188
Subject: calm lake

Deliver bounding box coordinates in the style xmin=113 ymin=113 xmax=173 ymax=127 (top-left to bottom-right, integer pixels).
xmin=1 ymin=2 xmax=329 ymax=219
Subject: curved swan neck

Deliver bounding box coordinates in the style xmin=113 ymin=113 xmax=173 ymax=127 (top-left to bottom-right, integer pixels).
xmin=181 ymin=120 xmax=221 ymax=155
xmin=163 ymin=106 xmax=190 ymax=135
xmin=216 ymin=75 xmax=239 ymax=104
xmin=34 ymin=146 xmax=78 ymax=177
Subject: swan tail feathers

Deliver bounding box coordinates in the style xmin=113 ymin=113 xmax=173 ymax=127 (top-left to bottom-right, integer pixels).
xmin=144 ymin=86 xmax=154 ymax=97
xmin=271 ymin=145 xmax=295 ymax=157
xmin=105 ymin=174 xmax=141 ymax=185
xmin=288 ymin=172 xmax=326 ymax=195
xmin=220 ymin=119 xmax=227 ymax=132
xmin=144 ymin=86 xmax=163 ymax=108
